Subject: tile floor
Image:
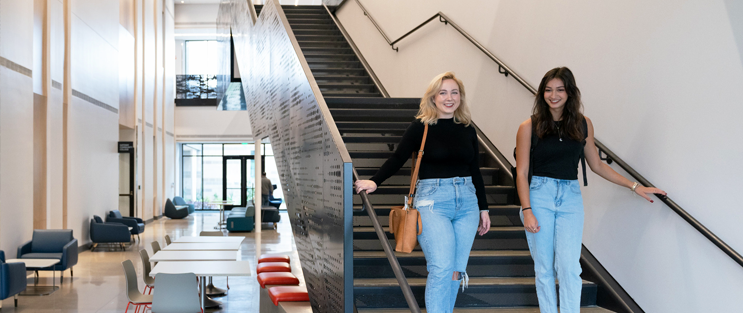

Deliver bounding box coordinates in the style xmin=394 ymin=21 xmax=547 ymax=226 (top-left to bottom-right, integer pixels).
xmin=0 ymin=211 xmax=301 ymax=313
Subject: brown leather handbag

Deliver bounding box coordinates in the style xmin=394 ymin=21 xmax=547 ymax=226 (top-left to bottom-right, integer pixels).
xmin=389 ymin=124 xmax=428 ymax=253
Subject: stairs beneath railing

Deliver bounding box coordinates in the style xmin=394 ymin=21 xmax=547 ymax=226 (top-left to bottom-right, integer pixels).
xmin=257 ymin=5 xmax=382 ymax=97
xmin=258 ymin=4 xmax=617 ymax=312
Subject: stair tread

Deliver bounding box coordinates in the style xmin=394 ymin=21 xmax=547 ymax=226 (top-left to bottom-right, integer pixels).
xmin=354 ymin=226 xmax=523 ymax=233
xmin=353 ymin=204 xmax=520 ymax=210
xmin=354 ymin=250 xmax=530 ymax=258
xmin=354 ymin=277 xmax=595 ymax=287
xmin=358 ymin=307 xmax=615 ymax=313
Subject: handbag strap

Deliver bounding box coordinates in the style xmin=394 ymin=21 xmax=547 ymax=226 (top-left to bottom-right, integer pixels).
xmin=406 ymin=124 xmax=429 ymax=207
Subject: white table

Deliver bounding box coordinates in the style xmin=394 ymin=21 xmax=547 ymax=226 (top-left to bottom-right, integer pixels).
xmin=163 ymin=242 xmax=242 ymax=251
xmin=150 ymin=261 xmax=251 ymax=309
xmin=149 ymin=251 xmax=239 ymax=262
xmin=209 ymin=202 xmax=233 ymax=229
xmin=173 ymin=236 xmax=245 ymax=244
xmin=6 ymin=259 xmax=59 ymax=296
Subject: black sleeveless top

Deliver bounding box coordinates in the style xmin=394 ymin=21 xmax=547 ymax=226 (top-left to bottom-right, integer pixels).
xmin=532 ymin=121 xmax=584 ymax=180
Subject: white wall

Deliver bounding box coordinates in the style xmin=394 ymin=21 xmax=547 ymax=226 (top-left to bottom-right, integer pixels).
xmin=337 ymin=1 xmax=743 ymax=312
xmin=175 ymin=107 xmax=252 ymax=142
xmin=68 ymin=0 xmax=120 ymax=242
xmin=0 ymin=0 xmax=35 ymax=254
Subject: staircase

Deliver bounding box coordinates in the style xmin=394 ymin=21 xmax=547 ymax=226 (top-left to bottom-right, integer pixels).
xmin=256 ymin=5 xmax=382 ymax=97
xmin=261 ymin=4 xmax=616 ymax=312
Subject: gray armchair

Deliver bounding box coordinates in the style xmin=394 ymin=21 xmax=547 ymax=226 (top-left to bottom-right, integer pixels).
xmin=0 ymin=250 xmax=26 ymax=308
xmin=90 ymin=215 xmax=131 ymax=251
xmin=17 ymin=229 xmax=78 ymax=283
xmin=107 ymin=210 xmax=145 ymax=241
xmin=163 ymin=199 xmax=189 ymax=219
xmin=172 ymin=196 xmax=195 ymax=214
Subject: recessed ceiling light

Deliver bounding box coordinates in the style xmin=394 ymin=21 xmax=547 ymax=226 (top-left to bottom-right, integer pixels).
xmin=181 ymin=1 xmax=184 ymax=3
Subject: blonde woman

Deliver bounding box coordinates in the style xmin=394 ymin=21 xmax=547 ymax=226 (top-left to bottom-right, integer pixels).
xmin=355 ymin=72 xmax=491 ymax=313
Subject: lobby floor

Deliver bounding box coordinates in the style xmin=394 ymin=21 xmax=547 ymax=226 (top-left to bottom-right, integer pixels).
xmin=0 ymin=211 xmax=300 ymax=313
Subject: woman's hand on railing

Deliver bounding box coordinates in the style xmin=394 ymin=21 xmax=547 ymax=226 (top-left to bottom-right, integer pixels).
xmin=634 ymin=185 xmax=667 ymax=203
xmin=355 ymin=180 xmax=378 ymax=194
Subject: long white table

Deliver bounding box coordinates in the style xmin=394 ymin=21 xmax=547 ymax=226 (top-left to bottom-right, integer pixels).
xmin=150 ymin=261 xmax=251 ymax=309
xmin=149 ymin=250 xmax=239 ymax=262
xmin=162 ymin=242 xmax=242 ymax=251
xmin=173 ymin=236 xmax=245 ymax=244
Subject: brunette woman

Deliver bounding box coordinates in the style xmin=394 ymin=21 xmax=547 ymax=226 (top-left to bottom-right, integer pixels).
xmin=355 ymin=72 xmax=491 ymax=313
xmin=515 ymin=67 xmax=666 ymax=313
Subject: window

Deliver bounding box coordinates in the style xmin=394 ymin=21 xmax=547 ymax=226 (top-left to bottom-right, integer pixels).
xmin=180 ymin=143 xmax=284 ymax=210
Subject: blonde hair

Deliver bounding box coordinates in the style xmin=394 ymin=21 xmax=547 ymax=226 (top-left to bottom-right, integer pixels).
xmin=415 ymin=72 xmax=472 ymax=126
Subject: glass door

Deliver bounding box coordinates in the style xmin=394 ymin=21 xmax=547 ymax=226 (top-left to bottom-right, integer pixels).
xmin=223 ymin=156 xmax=260 ymax=210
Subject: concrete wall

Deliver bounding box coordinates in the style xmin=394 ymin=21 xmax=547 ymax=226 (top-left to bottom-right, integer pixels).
xmin=337 ymin=0 xmax=743 ymax=311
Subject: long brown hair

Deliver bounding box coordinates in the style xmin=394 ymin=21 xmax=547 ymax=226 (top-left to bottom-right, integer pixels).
xmin=416 ymin=72 xmax=472 ymax=126
xmin=532 ymin=67 xmax=584 ymax=141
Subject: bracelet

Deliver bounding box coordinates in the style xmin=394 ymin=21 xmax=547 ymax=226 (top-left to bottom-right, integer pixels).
xmin=630 ymin=182 xmax=639 ymax=192
xmin=522 ymin=207 xmax=532 ymax=212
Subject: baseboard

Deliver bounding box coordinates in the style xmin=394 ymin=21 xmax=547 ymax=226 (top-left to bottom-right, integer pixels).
xmin=144 ymin=215 xmax=162 ymax=224
xmin=78 ymin=242 xmax=93 ymax=253
xmin=580 ymin=245 xmax=644 ymax=313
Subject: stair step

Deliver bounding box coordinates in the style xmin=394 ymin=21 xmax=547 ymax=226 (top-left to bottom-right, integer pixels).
xmin=319 ymin=83 xmax=376 ymax=88
xmin=354 ymin=226 xmax=523 ymax=239
xmin=292 ymin=29 xmax=341 ymax=36
xmin=353 ymin=204 xmax=521 ymax=214
xmin=284 ymin=13 xmax=329 ymax=18
xmin=353 ymin=165 xmax=496 ymax=174
xmin=301 ymin=46 xmax=354 ymax=53
xmin=354 ymin=277 xmax=597 ymax=308
xmin=286 ymin=18 xmax=334 ymax=24
xmin=332 ymin=108 xmax=418 ymax=118
xmin=291 ymin=23 xmax=339 ymax=29
xmin=295 ymin=34 xmax=346 ymax=41
xmin=358 ymin=308 xmax=615 ymax=313
xmin=305 ymin=53 xmax=358 ymax=59
xmin=354 ymin=250 xmax=534 ymax=279
xmin=342 ymin=136 xmax=402 ymax=143
xmin=355 ymin=277 xmax=593 ymax=287
xmin=308 ymin=67 xmax=367 ymax=72
xmin=324 ymin=92 xmax=383 ymax=98
xmin=308 ymin=61 xmax=363 ymax=69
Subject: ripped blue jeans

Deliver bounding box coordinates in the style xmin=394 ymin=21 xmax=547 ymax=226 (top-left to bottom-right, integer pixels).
xmin=414 ymin=176 xmax=480 ymax=313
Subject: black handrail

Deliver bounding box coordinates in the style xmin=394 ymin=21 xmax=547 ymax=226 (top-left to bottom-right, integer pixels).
xmin=346 ymin=0 xmax=743 ymax=268
xmin=352 ymin=171 xmax=422 ymax=313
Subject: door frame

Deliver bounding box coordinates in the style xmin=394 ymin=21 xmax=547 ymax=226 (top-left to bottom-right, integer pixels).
xmin=222 ymin=155 xmax=264 ymax=210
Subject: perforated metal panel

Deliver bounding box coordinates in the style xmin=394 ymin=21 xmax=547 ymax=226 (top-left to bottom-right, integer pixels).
xmin=224 ymin=1 xmax=353 ymax=312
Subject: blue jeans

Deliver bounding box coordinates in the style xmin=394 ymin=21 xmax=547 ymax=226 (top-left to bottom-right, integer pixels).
xmin=521 ymin=176 xmax=585 ymax=313
xmin=414 ymin=176 xmax=480 ymax=313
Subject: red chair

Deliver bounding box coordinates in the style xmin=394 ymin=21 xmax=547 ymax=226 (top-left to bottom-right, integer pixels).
xmin=257 ymin=262 xmax=291 ymax=274
xmin=258 ymin=272 xmax=300 ymax=288
xmin=258 ymin=253 xmax=291 ymax=264
xmin=268 ymin=286 xmax=309 ymax=306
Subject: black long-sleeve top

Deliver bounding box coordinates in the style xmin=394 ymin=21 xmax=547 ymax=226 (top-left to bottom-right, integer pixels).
xmin=369 ymin=118 xmax=488 ymax=210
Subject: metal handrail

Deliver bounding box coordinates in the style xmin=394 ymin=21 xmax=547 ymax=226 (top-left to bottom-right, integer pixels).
xmin=347 ymin=0 xmax=743 ymax=268
xmin=353 ymin=169 xmax=422 ymax=313
xmin=327 ymin=3 xmax=418 ymax=311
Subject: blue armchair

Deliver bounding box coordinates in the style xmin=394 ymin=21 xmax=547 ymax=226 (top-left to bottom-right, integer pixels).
xmin=0 ymin=250 xmax=26 ymax=308
xmin=90 ymin=215 xmax=131 ymax=251
xmin=164 ymin=199 xmax=189 ymax=219
xmin=107 ymin=210 xmax=145 ymax=241
xmin=17 ymin=229 xmax=78 ymax=283
xmin=173 ymin=196 xmax=195 ymax=214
